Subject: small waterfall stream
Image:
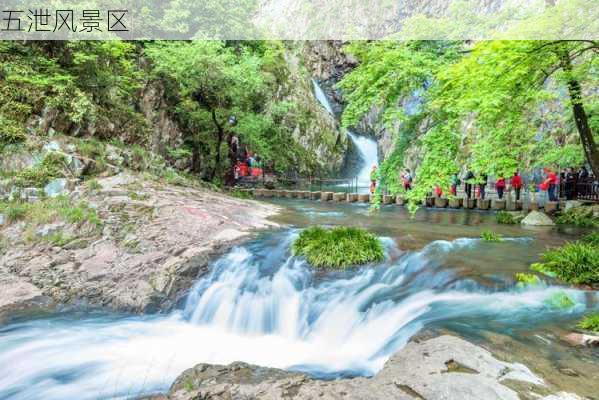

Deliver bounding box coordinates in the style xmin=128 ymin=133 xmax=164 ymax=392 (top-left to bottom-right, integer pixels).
xmin=0 ymin=230 xmax=594 ymax=400
xmin=311 ymin=79 xmax=378 ymax=191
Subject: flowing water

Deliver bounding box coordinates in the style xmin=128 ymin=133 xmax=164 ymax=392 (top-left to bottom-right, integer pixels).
xmin=346 ymin=131 xmax=379 ymax=191
xmin=311 ymin=79 xmax=379 ymax=192
xmin=1 ymin=201 xmax=598 ymax=400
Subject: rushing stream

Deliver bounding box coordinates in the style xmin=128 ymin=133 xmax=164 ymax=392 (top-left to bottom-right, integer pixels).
xmin=1 ymin=200 xmax=598 ymax=400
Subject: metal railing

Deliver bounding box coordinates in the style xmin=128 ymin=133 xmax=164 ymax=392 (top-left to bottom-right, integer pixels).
xmin=560 ymin=179 xmax=599 ymax=202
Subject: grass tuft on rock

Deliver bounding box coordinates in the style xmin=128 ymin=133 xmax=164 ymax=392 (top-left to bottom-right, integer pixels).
xmin=556 ymin=207 xmax=599 ymax=228
xmin=293 ymin=226 xmax=384 ymax=269
xmin=544 ymin=291 xmax=576 ymax=309
xmin=496 ymin=211 xmax=516 ymax=225
xmin=531 ymin=240 xmax=599 ymax=286
xmin=577 ymin=313 xmax=599 ymax=333
xmin=481 ymin=230 xmax=503 ymax=242
xmin=514 ymin=272 xmax=541 ymax=287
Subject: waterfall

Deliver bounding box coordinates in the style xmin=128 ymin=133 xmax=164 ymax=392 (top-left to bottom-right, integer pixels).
xmin=311 ymin=79 xmax=334 ymax=115
xmin=311 ymin=79 xmax=378 ymax=191
xmin=347 ymin=131 xmax=379 ymax=190
xmin=0 ymin=232 xmax=589 ymax=400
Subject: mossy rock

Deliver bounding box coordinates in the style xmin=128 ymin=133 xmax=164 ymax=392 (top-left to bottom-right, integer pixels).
xmin=293 ymin=226 xmax=384 ymax=269
xmin=481 ymin=230 xmax=502 ymax=242
xmin=531 ymin=242 xmax=598 ymax=286
xmin=514 ymin=272 xmax=541 ymax=288
xmin=544 ymin=291 xmax=576 ymax=309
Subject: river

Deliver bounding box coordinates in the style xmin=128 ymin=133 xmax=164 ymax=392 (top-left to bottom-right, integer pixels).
xmin=0 ymin=200 xmax=598 ymax=399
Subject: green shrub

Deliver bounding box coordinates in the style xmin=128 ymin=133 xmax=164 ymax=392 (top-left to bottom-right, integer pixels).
xmin=544 ymin=291 xmax=576 ymax=309
xmin=14 ymin=152 xmax=67 ymax=187
xmin=0 ymin=201 xmax=29 ymax=222
xmin=0 ymin=115 xmax=26 ymax=150
xmin=481 ymin=230 xmax=503 ymax=242
xmin=556 ymin=207 xmax=599 ymax=228
xmin=580 ymin=232 xmax=599 ymax=247
xmin=514 ymin=272 xmax=541 ymax=287
xmin=577 ymin=313 xmax=599 ymax=333
xmin=293 ymin=226 xmax=384 ymax=269
xmin=533 ymin=242 xmax=599 ymax=285
xmin=229 ymin=189 xmax=252 ymax=199
xmin=496 ymin=211 xmax=516 ymax=224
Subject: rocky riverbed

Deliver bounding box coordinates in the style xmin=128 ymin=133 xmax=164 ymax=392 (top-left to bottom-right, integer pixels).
xmin=0 ymin=173 xmax=280 ymax=322
xmin=142 ymin=335 xmax=584 ymax=400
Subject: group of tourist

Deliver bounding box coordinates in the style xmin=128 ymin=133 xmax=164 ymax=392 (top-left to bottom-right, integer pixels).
xmin=368 ymin=163 xmax=594 ymax=201
xmin=231 ymin=135 xmax=264 ymax=181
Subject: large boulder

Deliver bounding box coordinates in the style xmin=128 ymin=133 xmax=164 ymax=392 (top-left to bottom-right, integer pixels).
xmin=155 ymin=335 xmax=577 ymax=400
xmin=521 ymin=211 xmax=555 ymax=226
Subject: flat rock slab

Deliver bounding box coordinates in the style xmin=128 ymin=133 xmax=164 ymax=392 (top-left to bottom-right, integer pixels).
xmin=0 ymin=172 xmax=280 ymax=315
xmin=154 ymin=335 xmax=578 ymax=400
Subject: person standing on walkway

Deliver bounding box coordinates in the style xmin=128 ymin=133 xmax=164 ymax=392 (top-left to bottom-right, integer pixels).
xmin=564 ymin=167 xmax=577 ymax=200
xmin=495 ymin=175 xmax=506 ymax=199
xmin=370 ymin=165 xmax=378 ymax=194
xmin=402 ymin=169 xmax=413 ymax=191
xmin=543 ymin=168 xmax=558 ymax=202
xmin=463 ymin=169 xmax=474 ymax=199
xmin=479 ymin=174 xmax=488 ymax=200
xmin=510 ymin=171 xmax=523 ymax=201
xmin=450 ymin=173 xmax=460 ymax=196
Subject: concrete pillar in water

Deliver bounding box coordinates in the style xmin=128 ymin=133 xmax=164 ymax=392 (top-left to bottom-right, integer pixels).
xmin=425 ymin=197 xmax=435 ymax=207
xmin=396 ymin=196 xmax=405 ymax=206
xmin=515 ymin=200 xmax=523 ymax=211
xmin=465 ymin=198 xmax=476 ymax=209
xmin=321 ymin=192 xmax=333 ymax=201
xmin=358 ymin=193 xmax=370 ymax=203
xmin=310 ymin=191 xmax=321 ymax=200
xmin=333 ymin=193 xmax=345 ymax=202
xmin=347 ymin=193 xmax=358 ymax=202
xmin=545 ymin=201 xmax=559 ymax=213
xmin=492 ymin=199 xmax=506 ymax=210
xmin=434 ymin=197 xmax=448 ymax=208
xmin=477 ymin=199 xmax=491 ymax=210
xmin=449 ymin=198 xmax=463 ymax=208
xmin=383 ymin=195 xmax=394 ymax=205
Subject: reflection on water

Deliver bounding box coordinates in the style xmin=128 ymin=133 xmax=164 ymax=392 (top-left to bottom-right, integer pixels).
xmin=0 ymin=199 xmax=597 ymax=400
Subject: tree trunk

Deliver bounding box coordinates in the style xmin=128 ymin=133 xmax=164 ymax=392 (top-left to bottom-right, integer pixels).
xmin=210 ymin=109 xmax=225 ymax=181
xmin=560 ymin=52 xmax=599 ymax=178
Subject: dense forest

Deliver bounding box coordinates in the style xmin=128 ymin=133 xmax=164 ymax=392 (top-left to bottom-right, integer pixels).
xmin=1 ymin=39 xmax=597 ymax=207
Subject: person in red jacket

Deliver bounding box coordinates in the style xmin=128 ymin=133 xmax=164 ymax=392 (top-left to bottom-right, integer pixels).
xmin=495 ymin=176 xmax=506 ymax=199
xmin=510 ymin=171 xmax=523 ymax=201
xmin=543 ymin=168 xmax=558 ymax=202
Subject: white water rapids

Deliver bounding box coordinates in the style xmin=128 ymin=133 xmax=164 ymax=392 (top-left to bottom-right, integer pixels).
xmin=0 ymin=232 xmax=593 ymax=400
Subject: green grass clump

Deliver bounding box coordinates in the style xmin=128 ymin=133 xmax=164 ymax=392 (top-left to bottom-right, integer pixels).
xmin=496 ymin=211 xmax=516 ymax=224
xmin=556 ymin=207 xmax=599 ymax=228
xmin=481 ymin=230 xmax=503 ymax=242
xmin=515 ymin=272 xmax=541 ymax=287
xmin=0 ymin=195 xmax=101 ymax=229
xmin=577 ymin=313 xmax=599 ymax=333
xmin=293 ymin=226 xmax=384 ymax=269
xmin=544 ymin=291 xmax=576 ymax=309
xmin=229 ymin=189 xmax=252 ymax=199
xmin=533 ymin=242 xmax=599 ymax=285
xmin=14 ymin=152 xmax=67 ymax=187
xmin=580 ymin=232 xmax=599 ymax=247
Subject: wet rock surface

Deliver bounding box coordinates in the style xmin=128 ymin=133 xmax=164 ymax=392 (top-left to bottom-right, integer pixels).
xmin=146 ymin=335 xmax=581 ymax=400
xmin=0 ymin=173 xmax=280 ymax=321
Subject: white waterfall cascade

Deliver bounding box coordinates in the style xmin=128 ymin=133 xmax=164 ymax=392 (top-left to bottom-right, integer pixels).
xmin=311 ymin=79 xmax=379 ymax=191
xmin=347 ymin=131 xmax=379 ymax=190
xmin=311 ymin=78 xmax=334 ymax=115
